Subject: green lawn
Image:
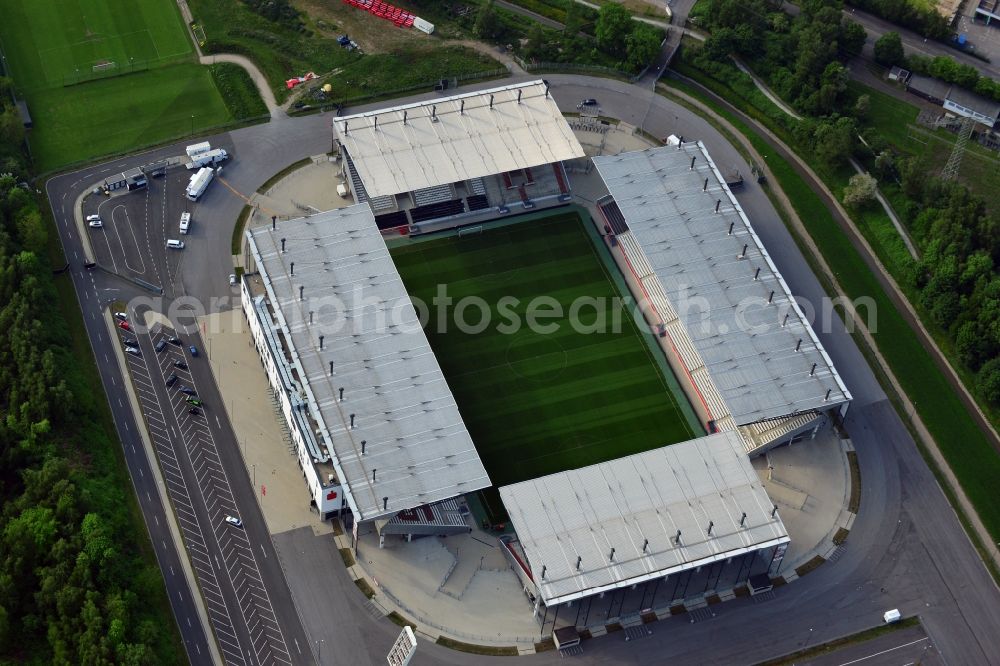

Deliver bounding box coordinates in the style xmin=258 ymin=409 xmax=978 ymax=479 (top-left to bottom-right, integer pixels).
xmin=390 ymin=212 xmax=697 ymax=488
xmin=0 ymin=0 xmax=192 ymax=89
xmin=27 ymin=64 xmax=232 ymax=172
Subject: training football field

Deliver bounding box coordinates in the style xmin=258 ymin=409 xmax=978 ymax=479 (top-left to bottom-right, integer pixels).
xmin=0 ymin=0 xmax=192 ymax=88
xmin=391 ymin=211 xmax=699 ymax=492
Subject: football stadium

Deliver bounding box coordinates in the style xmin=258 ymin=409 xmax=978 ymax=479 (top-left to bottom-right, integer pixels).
xmin=240 ymin=81 xmax=851 ymax=636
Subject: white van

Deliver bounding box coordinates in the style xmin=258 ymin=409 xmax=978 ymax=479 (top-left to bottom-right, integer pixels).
xmin=179 ymin=212 xmax=191 ymax=235
xmin=166 ymin=239 xmax=185 ymax=250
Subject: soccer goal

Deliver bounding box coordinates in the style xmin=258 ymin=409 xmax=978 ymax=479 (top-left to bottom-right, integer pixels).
xmin=92 ymin=60 xmax=117 ymax=73
xmin=458 ymin=225 xmax=483 ymax=237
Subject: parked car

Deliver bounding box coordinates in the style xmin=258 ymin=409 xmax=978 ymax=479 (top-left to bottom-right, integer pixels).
xmin=119 ymin=321 xmax=131 ymax=331
xmin=179 ymin=386 xmax=197 ymax=396
xmin=114 ymin=311 xmax=127 ymax=321
xmin=189 ymin=345 xmax=198 ymax=357
xmin=122 ymin=337 xmax=137 ymax=347
xmin=185 ymin=397 xmax=203 ymax=407
xmin=155 ymin=339 xmax=166 ymax=352
xmin=125 ymin=347 xmax=141 ymax=356
xmin=188 ymin=407 xmax=201 ymax=416
xmin=224 ymin=515 xmax=243 ymax=528
xmin=577 ymin=98 xmax=598 ymax=108
xmin=229 ymin=273 xmax=237 ymax=286
xmin=86 ymin=214 xmax=102 ymax=228
xmin=165 ymin=373 xmax=178 ymax=387
xmin=168 ymin=336 xmax=181 ymax=345
xmin=173 ymin=360 xmax=188 ymax=369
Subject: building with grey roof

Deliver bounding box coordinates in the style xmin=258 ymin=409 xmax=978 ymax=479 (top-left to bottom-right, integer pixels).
xmin=594 ymin=143 xmax=850 ymax=453
xmin=500 ymin=431 xmax=788 ymax=612
xmin=243 ymin=204 xmax=490 ymax=523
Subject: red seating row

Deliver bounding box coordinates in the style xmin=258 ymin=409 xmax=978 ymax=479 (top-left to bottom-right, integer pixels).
xmin=343 ymin=0 xmax=415 ymax=27
xmin=552 ymin=163 xmax=568 ymax=194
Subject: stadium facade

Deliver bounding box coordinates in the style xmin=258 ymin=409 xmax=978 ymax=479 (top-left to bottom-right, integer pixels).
xmin=240 ymin=81 xmax=850 ymax=635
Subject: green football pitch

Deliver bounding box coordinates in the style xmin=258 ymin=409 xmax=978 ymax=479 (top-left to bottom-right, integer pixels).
xmin=390 ymin=211 xmax=699 ymax=491
xmin=0 ymin=0 xmax=192 ymax=88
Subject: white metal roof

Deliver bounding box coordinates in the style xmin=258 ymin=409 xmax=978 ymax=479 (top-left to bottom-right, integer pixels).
xmin=332 ymin=80 xmax=585 ymax=198
xmin=247 ymin=205 xmax=490 ymax=521
xmin=499 ymin=431 xmax=788 ymax=606
xmin=594 ymin=144 xmax=850 ymax=424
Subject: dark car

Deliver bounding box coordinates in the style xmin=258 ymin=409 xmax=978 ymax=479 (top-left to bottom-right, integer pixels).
xmin=188 ymin=407 xmax=201 ymax=416
xmin=168 ymin=337 xmax=181 ymax=345
xmin=155 ymin=339 xmax=167 ymax=353
xmin=179 ymin=386 xmax=197 ymax=396
xmin=165 ymin=373 xmax=178 ymax=387
xmin=122 ymin=337 xmax=137 ymax=347
xmin=579 ymin=98 xmax=598 ymax=106
xmin=185 ymin=397 xmax=203 ymax=407
xmin=189 ymin=345 xmax=198 ymax=357
xmin=173 ymin=360 xmax=188 ymax=370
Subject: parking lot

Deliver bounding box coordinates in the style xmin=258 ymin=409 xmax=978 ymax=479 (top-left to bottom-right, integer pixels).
xmin=83 ymin=138 xmax=237 ymax=292
xmin=115 ymin=310 xmax=292 ymax=666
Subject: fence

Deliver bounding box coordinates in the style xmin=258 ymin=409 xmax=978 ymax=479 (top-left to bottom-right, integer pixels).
xmin=514 ymin=56 xmax=644 ymax=82
xmin=289 ymin=67 xmax=512 ymax=116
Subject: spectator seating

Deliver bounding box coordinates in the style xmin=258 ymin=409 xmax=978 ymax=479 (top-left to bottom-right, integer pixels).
xmin=599 ymin=197 xmax=629 ymax=234
xmin=413 ymin=183 xmax=454 ymax=207
xmin=502 ymin=171 xmax=514 ymax=190
xmin=467 ymin=177 xmax=487 ymax=196
xmin=524 ymin=167 xmax=535 ymax=185
xmin=466 ymin=194 xmax=489 ymax=211
xmin=410 ymin=199 xmax=465 ymax=222
xmin=552 ymin=163 xmax=569 ymax=194
xmin=375 ymin=210 xmax=409 ymax=230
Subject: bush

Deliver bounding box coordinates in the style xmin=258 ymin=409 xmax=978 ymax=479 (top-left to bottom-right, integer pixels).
xmin=843 ymin=172 xmax=878 ymax=208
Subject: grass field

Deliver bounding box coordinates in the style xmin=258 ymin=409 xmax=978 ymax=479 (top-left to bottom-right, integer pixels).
xmin=0 ymin=0 xmax=192 ymax=89
xmin=0 ymin=0 xmax=250 ymax=171
xmin=26 ymin=64 xmax=231 ymax=172
xmin=390 ymin=212 xmax=697 ymax=489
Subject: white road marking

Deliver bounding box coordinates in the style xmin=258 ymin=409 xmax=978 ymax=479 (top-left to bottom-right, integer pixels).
xmin=833 ymin=637 xmax=929 ymax=666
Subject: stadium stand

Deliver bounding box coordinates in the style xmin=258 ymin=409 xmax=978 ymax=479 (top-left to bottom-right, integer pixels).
xmin=412 ymin=184 xmax=454 ymax=207
xmin=552 ymin=163 xmax=569 ymax=195
xmin=467 ymin=177 xmax=487 ymax=196
xmin=370 ymin=194 xmax=397 ymax=212
xmin=410 ymin=199 xmax=465 ymax=222
xmin=502 ymin=171 xmax=514 ymax=190
xmin=524 ymin=167 xmax=535 ymax=185
xmin=598 ymin=196 xmax=629 ymax=234
xmin=518 ymin=185 xmax=533 ymax=208
xmin=375 ymin=210 xmax=409 ymax=230
xmin=466 ymin=194 xmax=489 ymax=211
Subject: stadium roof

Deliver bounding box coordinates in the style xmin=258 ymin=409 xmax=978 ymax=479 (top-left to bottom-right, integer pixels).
xmin=247 ymin=205 xmax=490 ymax=521
xmin=332 ymin=80 xmax=585 ymax=198
xmin=594 ymin=144 xmax=850 ymax=425
xmin=499 ymin=431 xmax=789 ymax=606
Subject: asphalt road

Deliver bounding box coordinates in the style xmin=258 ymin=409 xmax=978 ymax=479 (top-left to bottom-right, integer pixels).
xmin=46 ymin=74 xmax=1000 ymax=666
xmin=800 ymin=624 xmax=942 ymax=666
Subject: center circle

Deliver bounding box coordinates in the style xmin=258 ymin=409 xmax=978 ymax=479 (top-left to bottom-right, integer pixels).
xmin=505 ymin=334 xmax=568 ymax=382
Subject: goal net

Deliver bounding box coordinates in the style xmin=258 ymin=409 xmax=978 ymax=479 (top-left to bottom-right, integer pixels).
xmin=92 ymin=61 xmax=117 ymax=73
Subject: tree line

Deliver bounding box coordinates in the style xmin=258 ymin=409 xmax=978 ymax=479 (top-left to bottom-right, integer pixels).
xmin=0 ymin=78 xmax=181 ymax=664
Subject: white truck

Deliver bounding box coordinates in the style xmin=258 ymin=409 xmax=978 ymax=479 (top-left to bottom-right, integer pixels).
xmin=179 ymin=211 xmax=191 ymax=234
xmin=186 ymin=141 xmax=211 ymax=159
xmin=185 ymin=167 xmax=214 ymax=201
xmin=186 ymin=148 xmax=229 ymax=170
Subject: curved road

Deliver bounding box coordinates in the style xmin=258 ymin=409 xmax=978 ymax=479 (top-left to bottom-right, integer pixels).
xmin=47 ymin=74 xmax=1000 ymax=665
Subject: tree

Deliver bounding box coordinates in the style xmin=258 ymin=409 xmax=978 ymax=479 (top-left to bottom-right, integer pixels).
xmin=842 ymin=172 xmax=878 ymax=208
xmin=874 ymin=32 xmax=904 ymax=67
xmin=978 ymin=357 xmax=1000 ymax=404
xmin=853 ymin=94 xmax=871 ymax=120
xmin=595 ymin=3 xmax=632 ymax=58
xmin=840 ymin=19 xmax=867 ymax=57
xmin=626 ymin=24 xmax=661 ymax=70
xmin=473 ymin=1 xmax=500 ymax=40
xmin=812 ymin=117 xmax=856 ymax=168
xmin=525 ymin=23 xmax=546 ymax=61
